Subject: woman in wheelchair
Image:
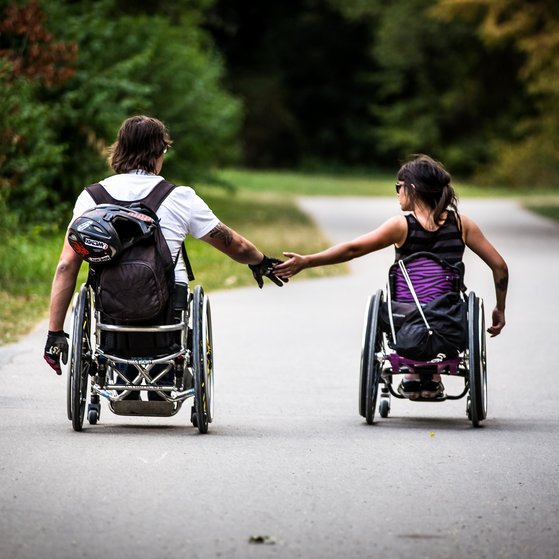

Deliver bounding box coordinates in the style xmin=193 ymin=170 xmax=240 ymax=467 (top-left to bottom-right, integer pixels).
xmin=275 ymin=154 xmax=508 ymax=401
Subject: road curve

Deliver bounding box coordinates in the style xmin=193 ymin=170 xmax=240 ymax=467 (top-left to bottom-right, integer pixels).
xmin=1 ymin=197 xmax=558 ymax=559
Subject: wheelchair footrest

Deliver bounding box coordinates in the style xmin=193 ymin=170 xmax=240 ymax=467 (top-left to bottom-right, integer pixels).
xmin=110 ymin=400 xmax=177 ymax=417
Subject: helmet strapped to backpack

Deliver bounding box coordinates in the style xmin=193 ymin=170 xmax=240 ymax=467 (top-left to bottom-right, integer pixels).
xmin=68 ymin=204 xmax=158 ymax=264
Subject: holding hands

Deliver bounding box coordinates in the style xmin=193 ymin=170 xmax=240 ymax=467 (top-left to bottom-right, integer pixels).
xmin=273 ymin=252 xmax=308 ymax=280
xmin=248 ymin=250 xmax=311 ymax=287
xmin=249 ymin=255 xmax=288 ymax=288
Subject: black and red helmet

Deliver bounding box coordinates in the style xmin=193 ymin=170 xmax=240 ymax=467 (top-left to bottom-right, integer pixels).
xmin=68 ymin=204 xmax=157 ymax=264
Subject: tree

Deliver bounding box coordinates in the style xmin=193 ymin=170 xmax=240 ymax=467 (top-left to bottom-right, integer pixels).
xmin=0 ymin=0 xmax=242 ymax=227
xmin=0 ymin=0 xmax=77 ymax=226
xmin=433 ymin=0 xmax=559 ymax=185
xmin=332 ymin=0 xmax=529 ymax=175
xmin=205 ymin=0 xmax=378 ymax=168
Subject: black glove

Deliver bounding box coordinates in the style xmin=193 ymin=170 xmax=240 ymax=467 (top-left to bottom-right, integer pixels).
xmin=249 ymin=256 xmax=287 ymax=288
xmin=44 ymin=330 xmax=69 ymax=375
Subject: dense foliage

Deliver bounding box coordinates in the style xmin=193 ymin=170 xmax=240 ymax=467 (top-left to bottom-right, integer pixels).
xmin=0 ymin=0 xmax=241 ymax=227
xmin=0 ymin=0 xmax=557 ymax=233
xmin=207 ymin=0 xmax=554 ymax=182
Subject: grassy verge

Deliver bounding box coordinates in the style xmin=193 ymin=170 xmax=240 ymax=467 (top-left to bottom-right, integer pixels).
xmin=522 ymin=196 xmax=559 ymax=222
xmin=215 ymin=167 xmax=559 ymax=199
xmin=214 ymin=168 xmax=396 ymax=196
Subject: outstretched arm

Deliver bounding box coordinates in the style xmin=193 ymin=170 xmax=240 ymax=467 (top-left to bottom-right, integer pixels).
xmin=201 ymin=222 xmax=263 ymax=264
xmin=274 ymin=216 xmax=406 ymax=279
xmin=201 ymin=222 xmax=285 ymax=287
xmin=461 ymin=215 xmax=509 ymax=336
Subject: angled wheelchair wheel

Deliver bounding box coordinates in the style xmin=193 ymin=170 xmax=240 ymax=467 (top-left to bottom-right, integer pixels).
xmin=468 ymin=292 xmax=487 ymax=427
xmin=359 ymin=289 xmax=384 ymax=424
xmin=192 ymin=285 xmax=214 ymax=434
xmin=68 ymin=285 xmax=93 ymax=432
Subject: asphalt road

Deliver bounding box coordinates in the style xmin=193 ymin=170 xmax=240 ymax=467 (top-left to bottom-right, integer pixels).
xmin=1 ymin=197 xmax=558 ymax=559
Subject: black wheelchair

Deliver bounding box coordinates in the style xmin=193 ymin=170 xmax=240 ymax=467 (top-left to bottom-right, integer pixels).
xmin=66 ymin=282 xmax=214 ymax=433
xmin=359 ymin=252 xmax=487 ymax=427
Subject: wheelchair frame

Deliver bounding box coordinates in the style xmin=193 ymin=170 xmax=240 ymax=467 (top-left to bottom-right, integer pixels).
xmin=359 ymin=286 xmax=488 ymax=428
xmin=67 ymin=282 xmax=214 ymax=433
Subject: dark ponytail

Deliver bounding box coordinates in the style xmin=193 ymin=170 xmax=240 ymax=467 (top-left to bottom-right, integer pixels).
xmin=397 ymin=154 xmax=458 ymax=224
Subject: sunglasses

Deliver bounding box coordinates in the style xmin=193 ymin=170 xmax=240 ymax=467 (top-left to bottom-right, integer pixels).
xmin=395 ymin=182 xmax=404 ymax=193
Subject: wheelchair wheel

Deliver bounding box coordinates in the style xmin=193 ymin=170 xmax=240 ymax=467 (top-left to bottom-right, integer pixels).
xmin=359 ymin=289 xmax=384 ymax=424
xmin=468 ymin=292 xmax=487 ymax=427
xmin=192 ymin=285 xmax=214 ymax=434
xmin=68 ymin=285 xmax=93 ymax=432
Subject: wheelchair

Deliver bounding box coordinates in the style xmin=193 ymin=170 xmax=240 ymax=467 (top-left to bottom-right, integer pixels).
xmin=66 ymin=281 xmax=214 ymax=433
xmin=359 ymin=252 xmax=487 ymax=427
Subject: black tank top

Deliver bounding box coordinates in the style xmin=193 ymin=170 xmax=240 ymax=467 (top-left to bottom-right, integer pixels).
xmin=395 ymin=211 xmax=465 ymax=264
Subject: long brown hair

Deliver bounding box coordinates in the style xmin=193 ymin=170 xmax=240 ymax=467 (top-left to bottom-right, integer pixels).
xmin=108 ymin=115 xmax=172 ymax=174
xmin=397 ymin=154 xmax=458 ymax=225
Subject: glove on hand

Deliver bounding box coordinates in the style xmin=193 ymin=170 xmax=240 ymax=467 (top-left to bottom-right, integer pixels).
xmin=44 ymin=330 xmax=69 ymax=375
xmin=249 ymin=256 xmax=287 ymax=288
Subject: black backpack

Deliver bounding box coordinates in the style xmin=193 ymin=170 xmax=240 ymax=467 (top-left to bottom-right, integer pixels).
xmin=85 ymin=180 xmax=194 ymax=324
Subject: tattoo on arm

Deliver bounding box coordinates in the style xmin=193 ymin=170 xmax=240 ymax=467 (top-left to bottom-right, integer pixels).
xmin=208 ymin=223 xmax=233 ymax=247
xmin=496 ymin=275 xmax=508 ymax=292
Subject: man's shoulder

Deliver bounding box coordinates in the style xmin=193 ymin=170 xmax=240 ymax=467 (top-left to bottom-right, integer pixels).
xmin=168 ymin=183 xmax=195 ymax=194
xmin=165 ymin=184 xmax=198 ymax=205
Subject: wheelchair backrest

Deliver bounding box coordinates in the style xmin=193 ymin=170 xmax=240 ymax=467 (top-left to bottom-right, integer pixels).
xmin=389 ymin=252 xmax=464 ymax=305
xmin=97 ymin=283 xmax=189 ymax=359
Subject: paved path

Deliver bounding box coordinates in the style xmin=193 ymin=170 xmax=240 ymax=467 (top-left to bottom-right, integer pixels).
xmin=1 ymin=197 xmax=558 ymax=559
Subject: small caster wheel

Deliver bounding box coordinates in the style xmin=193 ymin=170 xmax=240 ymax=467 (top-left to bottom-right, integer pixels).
xmin=466 ymin=397 xmax=472 ymax=420
xmin=191 ymin=406 xmax=198 ymax=427
xmin=379 ymin=398 xmax=390 ymax=418
xmin=88 ymin=409 xmax=98 ymax=425
xmin=87 ymin=403 xmax=100 ymax=425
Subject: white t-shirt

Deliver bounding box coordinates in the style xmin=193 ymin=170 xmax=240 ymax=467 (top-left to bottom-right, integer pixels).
xmin=71 ymin=172 xmax=220 ymax=283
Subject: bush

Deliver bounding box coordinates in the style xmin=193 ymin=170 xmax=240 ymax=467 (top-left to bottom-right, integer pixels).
xmin=0 ymin=0 xmax=241 ymax=229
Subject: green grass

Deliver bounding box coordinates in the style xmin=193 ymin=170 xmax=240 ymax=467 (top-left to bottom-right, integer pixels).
xmin=214 ymin=167 xmax=558 ymax=198
xmin=214 ymin=168 xmax=396 ymax=196
xmin=0 ymin=232 xmax=68 ymax=345
xmin=522 ymin=195 xmax=559 ymax=222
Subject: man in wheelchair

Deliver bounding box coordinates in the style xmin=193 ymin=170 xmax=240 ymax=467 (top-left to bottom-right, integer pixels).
xmin=44 ymin=115 xmax=284 ymax=379
xmin=275 ymin=154 xmax=508 ymax=401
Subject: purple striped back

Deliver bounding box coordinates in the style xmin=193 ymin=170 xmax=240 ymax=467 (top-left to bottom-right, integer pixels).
xmin=393 ymin=257 xmax=459 ymax=304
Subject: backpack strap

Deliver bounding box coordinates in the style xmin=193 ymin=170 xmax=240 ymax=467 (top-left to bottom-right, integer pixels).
xmin=85 ymin=179 xmax=176 ymax=209
xmin=84 ymin=180 xmax=195 ymax=281
xmin=85 ymin=182 xmax=115 ymax=205
xmin=139 ymin=179 xmax=176 ymax=213
xmin=398 ymin=259 xmax=432 ymax=333
xmin=143 ymin=180 xmax=195 ymax=282
xmin=180 ymin=243 xmax=195 ymax=282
